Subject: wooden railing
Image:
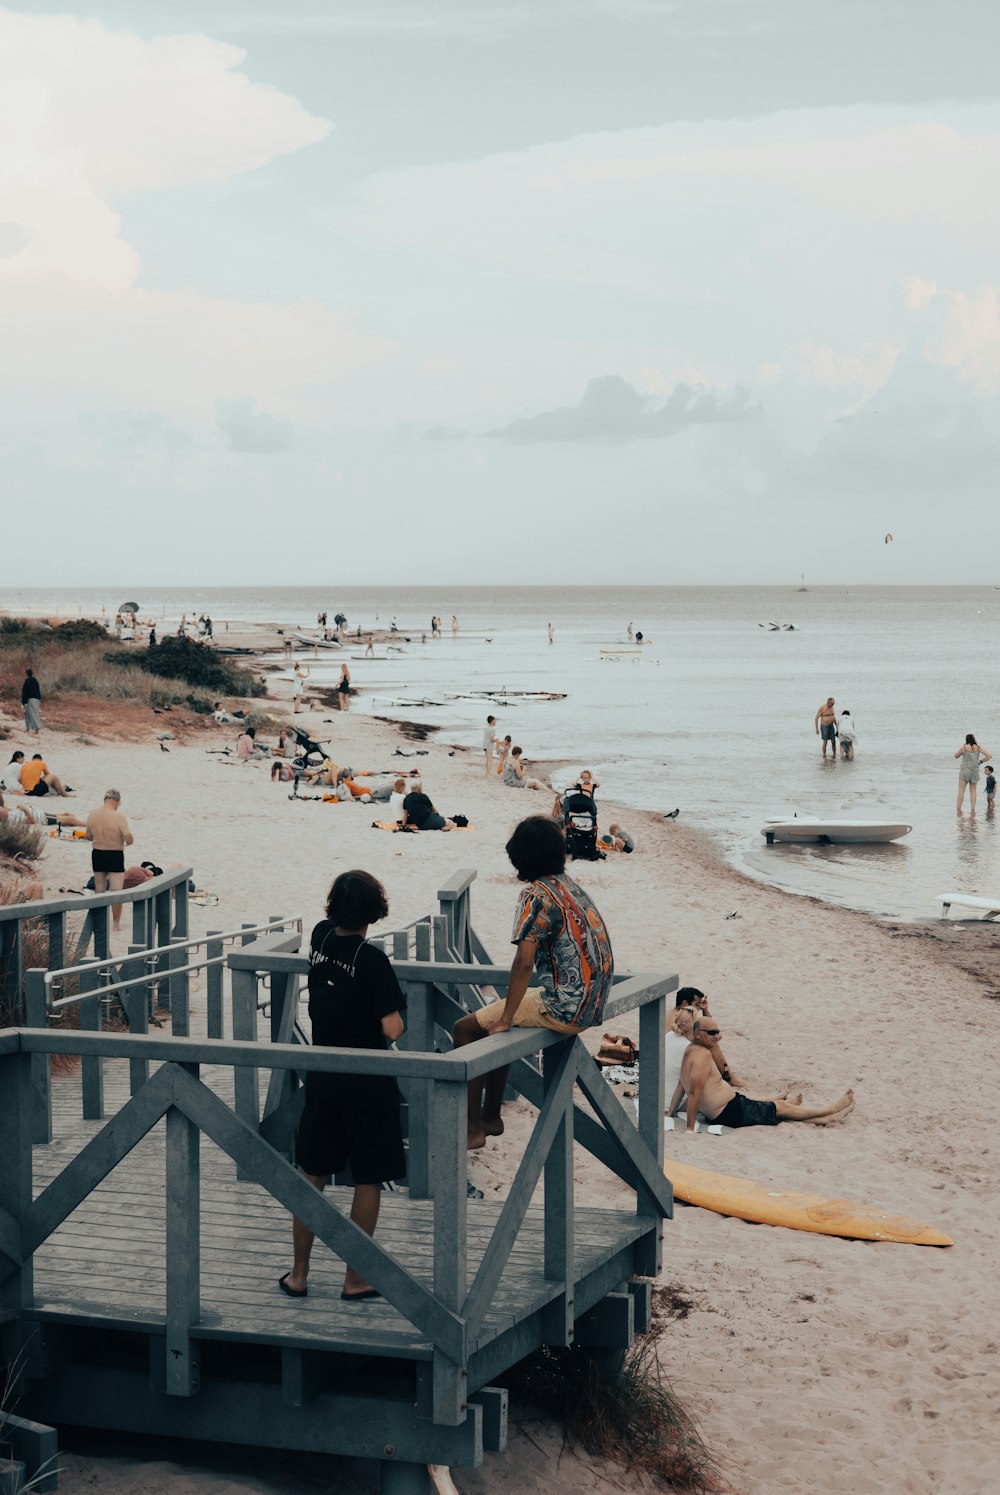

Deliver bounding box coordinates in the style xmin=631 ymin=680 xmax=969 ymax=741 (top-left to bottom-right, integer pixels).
xmin=0 ymin=865 xmax=194 ymax=1019
xmin=0 ymin=1005 xmax=672 ymax=1426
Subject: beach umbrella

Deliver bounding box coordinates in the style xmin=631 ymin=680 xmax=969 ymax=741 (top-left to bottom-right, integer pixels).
xmin=120 ymin=601 xmax=139 ymax=614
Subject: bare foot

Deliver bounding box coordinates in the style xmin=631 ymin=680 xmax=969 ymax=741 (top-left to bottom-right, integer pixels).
xmin=482 ymin=1116 xmax=504 ymax=1138
xmin=467 ymin=1132 xmax=487 ymax=1150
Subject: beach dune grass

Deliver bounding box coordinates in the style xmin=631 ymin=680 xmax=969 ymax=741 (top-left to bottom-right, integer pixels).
xmin=0 ymin=619 xmax=263 ymax=714
xmin=503 ymin=1330 xmax=726 ymax=1491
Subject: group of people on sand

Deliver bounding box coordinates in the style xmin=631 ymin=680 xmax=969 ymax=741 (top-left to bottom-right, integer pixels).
xmin=278 ymin=813 xmax=853 ymax=1305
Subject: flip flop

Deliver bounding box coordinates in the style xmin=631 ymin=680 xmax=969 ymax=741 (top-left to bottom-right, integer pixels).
xmin=278 ymin=1273 xmax=307 ymax=1298
xmin=340 ymin=1288 xmax=381 ymax=1301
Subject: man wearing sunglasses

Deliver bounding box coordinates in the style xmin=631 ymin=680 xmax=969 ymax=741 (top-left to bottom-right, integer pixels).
xmin=679 ymin=1020 xmax=853 ymax=1131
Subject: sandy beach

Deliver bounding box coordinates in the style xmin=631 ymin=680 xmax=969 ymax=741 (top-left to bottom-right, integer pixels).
xmin=3 ymin=670 xmax=999 ymax=1495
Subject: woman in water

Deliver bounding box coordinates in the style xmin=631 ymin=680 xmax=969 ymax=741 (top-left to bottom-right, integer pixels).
xmin=956 ymin=732 xmax=991 ymax=814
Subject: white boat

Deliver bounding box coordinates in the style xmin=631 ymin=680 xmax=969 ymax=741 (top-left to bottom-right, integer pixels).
xmin=761 ymin=817 xmax=912 ymax=845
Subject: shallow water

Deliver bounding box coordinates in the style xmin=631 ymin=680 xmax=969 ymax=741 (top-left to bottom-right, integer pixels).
xmin=6 ymin=583 xmax=1000 ymax=921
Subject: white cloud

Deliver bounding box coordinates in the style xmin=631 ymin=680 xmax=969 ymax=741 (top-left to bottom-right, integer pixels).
xmin=792 ymin=341 xmax=898 ymax=393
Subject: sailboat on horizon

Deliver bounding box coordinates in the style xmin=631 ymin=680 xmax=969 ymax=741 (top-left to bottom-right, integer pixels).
xmin=797 ymin=573 xmax=808 ymax=592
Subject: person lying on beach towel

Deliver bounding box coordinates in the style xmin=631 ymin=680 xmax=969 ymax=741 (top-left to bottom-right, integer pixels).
xmin=677 ymin=1019 xmax=853 ymax=1131
xmin=0 ymin=790 xmax=86 ymax=830
xmin=402 ymin=789 xmax=456 ymax=831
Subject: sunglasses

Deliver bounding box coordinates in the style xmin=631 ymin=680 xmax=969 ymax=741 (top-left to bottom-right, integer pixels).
xmin=699 ymin=1028 xmax=721 ymax=1036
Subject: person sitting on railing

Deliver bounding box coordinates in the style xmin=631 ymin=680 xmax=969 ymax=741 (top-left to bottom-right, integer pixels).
xmin=453 ymin=815 xmax=615 ymax=1150
xmin=280 ymin=869 xmax=406 ymax=1303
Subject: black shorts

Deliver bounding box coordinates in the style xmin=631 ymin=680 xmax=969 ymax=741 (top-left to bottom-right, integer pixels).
xmin=26 ymin=781 xmax=50 ymax=797
xmin=91 ymin=849 xmax=126 ymax=874
xmin=714 ymin=1093 xmax=779 ymax=1129
xmin=295 ymin=1098 xmax=405 ymax=1185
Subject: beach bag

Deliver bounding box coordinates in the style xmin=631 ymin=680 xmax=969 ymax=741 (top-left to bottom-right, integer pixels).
xmin=451 ymin=814 xmax=469 ymax=827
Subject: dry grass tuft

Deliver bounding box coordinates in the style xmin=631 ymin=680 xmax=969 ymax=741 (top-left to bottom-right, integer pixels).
xmin=0 ymin=817 xmax=46 ymax=863
xmin=503 ymin=1325 xmax=727 ymax=1491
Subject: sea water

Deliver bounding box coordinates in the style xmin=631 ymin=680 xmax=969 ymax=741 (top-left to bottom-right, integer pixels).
xmin=5 ymin=584 xmax=999 ymax=922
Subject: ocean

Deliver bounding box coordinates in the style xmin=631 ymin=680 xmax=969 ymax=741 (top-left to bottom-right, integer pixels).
xmin=5 ymin=583 xmax=999 ymax=923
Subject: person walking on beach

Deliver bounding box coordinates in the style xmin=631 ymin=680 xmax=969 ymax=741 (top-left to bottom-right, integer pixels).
xmin=85 ymin=789 xmax=135 ymax=932
xmin=280 ymin=870 xmax=405 ymax=1302
xmin=21 ymin=669 xmax=41 ymax=734
xmin=814 ymin=696 xmax=838 ymax=758
xmin=838 ymin=710 xmax=857 ymax=760
xmin=986 ymin=765 xmax=997 ymax=812
xmin=548 ymin=623 xmax=554 ymax=644
xmin=292 ymin=663 xmax=309 ymax=714
xmin=451 ymin=614 xmax=459 ymax=635
xmin=483 ymin=716 xmax=498 ymax=777
xmin=453 ymin=816 xmax=614 ymax=1149
xmin=495 ymin=734 xmax=512 ymax=777
xmin=956 ymin=732 xmax=990 ymax=814
xmin=679 ymin=1020 xmax=853 ymax=1131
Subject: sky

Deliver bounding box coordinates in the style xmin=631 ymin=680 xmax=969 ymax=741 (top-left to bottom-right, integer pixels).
xmin=3 ymin=0 xmax=1000 ymax=585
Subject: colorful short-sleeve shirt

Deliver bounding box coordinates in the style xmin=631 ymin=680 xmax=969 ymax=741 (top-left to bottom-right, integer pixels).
xmin=511 ymin=874 xmax=614 ymax=1027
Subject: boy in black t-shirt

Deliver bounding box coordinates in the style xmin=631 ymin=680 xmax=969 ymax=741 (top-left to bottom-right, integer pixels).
xmin=280 ymin=869 xmax=406 ymax=1302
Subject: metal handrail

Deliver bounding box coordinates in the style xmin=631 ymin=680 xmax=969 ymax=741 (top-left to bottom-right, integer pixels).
xmin=42 ymin=916 xmax=302 ymax=990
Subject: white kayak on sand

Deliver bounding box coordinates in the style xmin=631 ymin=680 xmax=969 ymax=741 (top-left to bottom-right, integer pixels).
xmin=762 ymin=817 xmax=912 ymax=845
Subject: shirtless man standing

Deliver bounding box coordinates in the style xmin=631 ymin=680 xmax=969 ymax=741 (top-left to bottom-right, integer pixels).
xmin=85 ymin=789 xmax=135 ymax=931
xmin=678 ymin=1019 xmax=853 ymax=1131
xmin=814 ymin=696 xmax=839 ymax=759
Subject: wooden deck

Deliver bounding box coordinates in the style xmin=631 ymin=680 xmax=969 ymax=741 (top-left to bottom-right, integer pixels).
xmin=2 ymin=876 xmax=675 ymax=1493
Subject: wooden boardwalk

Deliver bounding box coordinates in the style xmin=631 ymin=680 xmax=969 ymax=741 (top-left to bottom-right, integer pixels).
xmin=2 ymin=873 xmax=675 ymax=1494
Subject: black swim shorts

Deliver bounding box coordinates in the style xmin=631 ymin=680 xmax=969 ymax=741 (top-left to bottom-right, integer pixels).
xmin=714 ymin=1093 xmax=779 ymax=1129
xmin=91 ymin=849 xmax=126 ymax=874
xmin=295 ymin=1097 xmax=406 ymax=1185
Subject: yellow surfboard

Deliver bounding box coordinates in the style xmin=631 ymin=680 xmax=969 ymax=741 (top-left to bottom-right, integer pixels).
xmin=663 ymin=1157 xmax=953 ymax=1246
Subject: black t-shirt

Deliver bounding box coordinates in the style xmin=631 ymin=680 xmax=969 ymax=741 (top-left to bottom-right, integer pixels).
xmin=403 ymin=791 xmax=434 ymax=827
xmin=306 ymin=923 xmax=406 ymax=1110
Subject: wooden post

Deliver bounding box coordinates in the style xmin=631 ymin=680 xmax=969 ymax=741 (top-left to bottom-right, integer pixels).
xmin=381 ymin=1465 xmax=431 ymax=1494
xmin=25 ymin=969 xmax=51 ymax=1145
xmin=414 ymin=921 xmax=432 ymax=963
xmin=636 ymin=993 xmax=666 ymax=1275
xmin=78 ymin=958 xmax=104 ymax=1120
xmin=206 ymin=932 xmax=224 ymax=1039
xmin=123 ymin=947 xmax=150 ymax=1095
xmin=401 ymin=982 xmax=434 ymax=1200
xmin=164 ymin=1068 xmax=200 ymax=1396
xmin=131 ymin=891 xmax=147 ymax=947
xmin=0 ymin=1048 xmax=33 ymax=1331
xmin=168 ymin=937 xmax=190 ymax=1038
xmin=431 ymin=1076 xmax=467 ymax=1426
xmin=543 ymin=1039 xmax=576 ymax=1346
xmin=172 ymin=879 xmax=190 ymax=940
xmin=231 ymin=966 xmax=260 ymax=1177
xmin=45 ymin=910 xmax=65 ymax=976
xmin=91 ymin=902 xmax=110 ymax=962
xmin=154 ymin=888 xmax=171 ymax=955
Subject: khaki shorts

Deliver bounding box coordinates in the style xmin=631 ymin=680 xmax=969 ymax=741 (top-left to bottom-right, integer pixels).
xmin=473 ymin=987 xmax=582 ymax=1035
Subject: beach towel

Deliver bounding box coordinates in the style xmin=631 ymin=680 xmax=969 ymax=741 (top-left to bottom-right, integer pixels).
xmin=370 ymin=821 xmax=476 ymax=832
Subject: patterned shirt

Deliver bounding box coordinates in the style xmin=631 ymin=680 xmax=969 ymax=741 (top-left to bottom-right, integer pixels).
xmin=511 ymin=874 xmax=614 ymax=1027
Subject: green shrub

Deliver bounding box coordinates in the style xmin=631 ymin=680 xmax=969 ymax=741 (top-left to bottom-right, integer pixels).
xmin=111 ymin=636 xmax=263 ymax=697
xmin=0 ymin=617 xmax=40 ymax=640
xmin=54 ymin=619 xmax=112 ymax=644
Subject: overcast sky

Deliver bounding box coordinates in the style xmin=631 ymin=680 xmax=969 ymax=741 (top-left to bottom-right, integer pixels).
xmin=4 ymin=0 xmax=1000 ymax=585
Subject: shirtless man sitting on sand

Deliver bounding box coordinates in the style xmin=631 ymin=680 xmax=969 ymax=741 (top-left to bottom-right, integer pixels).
xmin=677 ymin=1018 xmax=853 ymax=1131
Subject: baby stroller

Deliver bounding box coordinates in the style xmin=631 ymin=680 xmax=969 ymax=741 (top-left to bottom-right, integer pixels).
xmin=291 ymin=727 xmax=327 ymax=764
xmin=561 ymin=787 xmax=604 ymax=861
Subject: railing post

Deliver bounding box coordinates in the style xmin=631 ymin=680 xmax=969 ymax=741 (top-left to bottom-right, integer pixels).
xmin=154 ymin=888 xmax=171 ymax=953
xmin=241 ymin=922 xmax=256 ymax=946
xmin=78 ymin=958 xmax=104 ymax=1120
xmin=431 ymin=1076 xmax=468 ymax=1426
xmin=0 ymin=1046 xmax=34 ymax=1327
xmin=164 ymin=1066 xmax=200 ymax=1397
xmin=91 ymin=902 xmax=110 ymax=962
xmin=414 ymin=921 xmax=432 ymax=963
xmin=45 ymin=910 xmax=65 ymax=976
xmin=131 ymin=891 xmax=147 ymax=948
xmin=543 ymin=1037 xmax=576 ymax=1346
xmin=231 ymin=965 xmax=261 ymax=1147
xmin=25 ymin=969 xmax=52 ymax=1144
xmin=123 ymin=948 xmax=150 ymax=1095
xmin=168 ymin=936 xmax=190 ymax=1037
xmin=206 ymin=931 xmax=224 ymax=1039
xmin=1 ymin=917 xmax=23 ymax=1023
xmin=400 ymin=981 xmax=434 ymax=1200
xmin=172 ymin=879 xmax=190 ymax=940
xmin=635 ymin=992 xmax=666 ymax=1275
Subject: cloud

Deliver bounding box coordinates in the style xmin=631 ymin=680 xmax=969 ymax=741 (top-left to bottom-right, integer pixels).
xmin=216 ymin=398 xmax=294 ymax=453
xmin=484 ymin=374 xmax=760 ymax=442
xmin=83 ymin=408 xmax=197 ymax=455
xmin=791 ymin=341 xmax=898 ymax=394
